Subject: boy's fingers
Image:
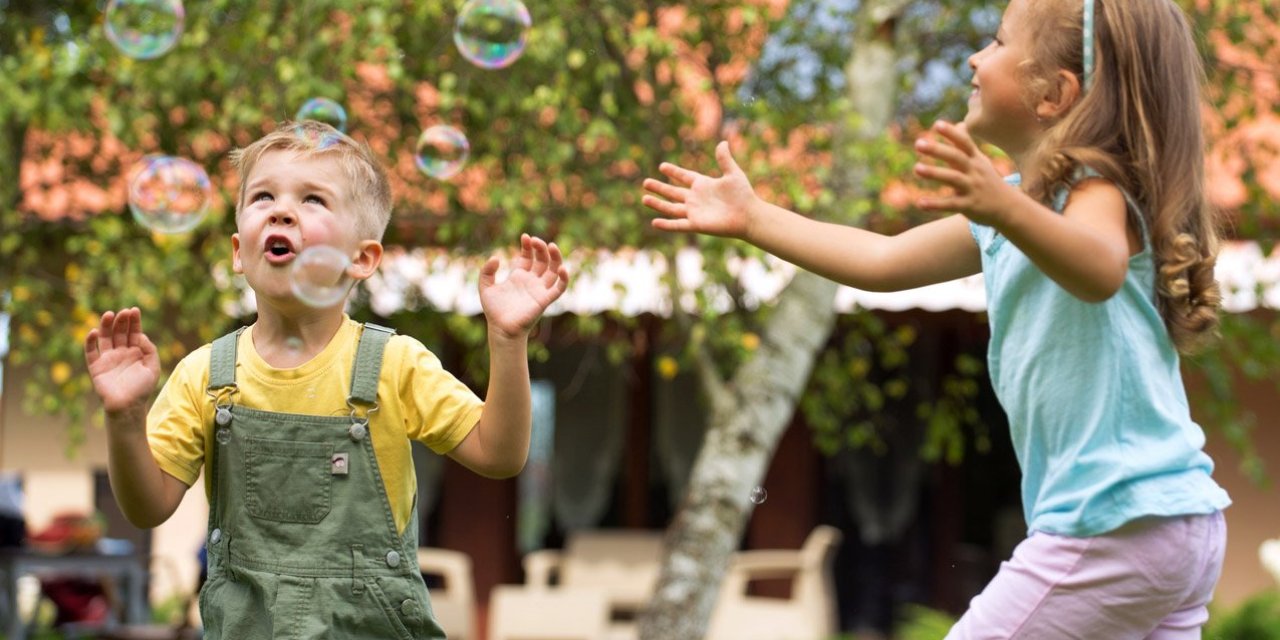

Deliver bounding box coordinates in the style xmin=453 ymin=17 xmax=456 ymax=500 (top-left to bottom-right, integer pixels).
xmin=529 ymin=237 xmax=550 ymax=276
xmin=643 ymin=178 xmax=687 ymax=203
xmin=97 ymin=311 xmax=116 ymax=351
xmin=113 ymin=309 xmax=132 ymax=350
xmin=658 ymin=162 xmax=701 ymax=187
xmin=478 ymin=256 xmax=500 ymax=288
xmin=85 ymin=329 xmax=100 ymax=364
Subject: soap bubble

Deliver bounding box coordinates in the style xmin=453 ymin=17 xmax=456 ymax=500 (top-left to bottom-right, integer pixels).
xmin=104 ymin=0 xmax=185 ymax=60
xmin=748 ymin=486 xmax=767 ymax=505
xmin=453 ymin=0 xmax=531 ymax=70
xmin=290 ymin=245 xmax=353 ymax=308
xmin=295 ymin=98 xmax=348 ymax=133
xmin=128 ymin=155 xmax=211 ymax=234
xmin=414 ymin=125 xmax=470 ymax=180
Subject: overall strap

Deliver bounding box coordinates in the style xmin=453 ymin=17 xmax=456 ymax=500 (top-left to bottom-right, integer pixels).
xmin=348 ymin=323 xmax=396 ymax=406
xmin=208 ymin=327 xmax=246 ymax=391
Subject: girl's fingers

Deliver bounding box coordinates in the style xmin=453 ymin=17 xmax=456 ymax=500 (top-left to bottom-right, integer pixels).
xmin=651 ymin=217 xmax=695 ymax=233
xmin=641 ymin=195 xmax=687 ymax=218
xmin=933 ymin=121 xmax=979 ymax=156
xmin=643 ymin=178 xmax=688 ymax=203
xmin=914 ymin=163 xmax=968 ymax=187
xmin=111 ymin=309 xmax=131 ymax=351
xmin=658 ymin=162 xmax=703 ymax=187
xmin=715 ymin=141 xmax=743 ymax=177
xmin=97 ymin=311 xmax=116 ymax=351
xmin=915 ymin=138 xmax=971 ymax=169
xmin=917 ymin=195 xmax=962 ymax=211
xmin=529 ymin=236 xmax=550 ymax=276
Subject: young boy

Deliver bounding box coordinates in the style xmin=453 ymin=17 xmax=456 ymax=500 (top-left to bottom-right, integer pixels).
xmin=84 ymin=120 xmax=570 ymax=638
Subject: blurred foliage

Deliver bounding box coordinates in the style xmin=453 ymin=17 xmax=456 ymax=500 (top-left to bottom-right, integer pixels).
xmin=0 ymin=0 xmax=1276 ymax=475
xmin=1206 ymin=590 xmax=1280 ymax=640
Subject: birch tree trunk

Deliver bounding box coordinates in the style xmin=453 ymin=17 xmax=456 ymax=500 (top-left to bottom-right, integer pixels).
xmin=637 ymin=1 xmax=916 ymax=638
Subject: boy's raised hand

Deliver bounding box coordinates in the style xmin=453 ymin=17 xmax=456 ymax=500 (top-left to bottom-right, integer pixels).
xmin=84 ymin=307 xmax=160 ymax=415
xmin=913 ymin=121 xmax=1017 ymax=226
xmin=642 ymin=141 xmax=757 ymax=239
xmin=479 ymin=234 xmax=570 ymax=339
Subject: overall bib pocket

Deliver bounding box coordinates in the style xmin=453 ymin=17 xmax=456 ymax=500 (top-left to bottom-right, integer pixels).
xmin=244 ymin=438 xmax=334 ymax=524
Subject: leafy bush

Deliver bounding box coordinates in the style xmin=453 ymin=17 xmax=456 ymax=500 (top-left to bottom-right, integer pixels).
xmin=1205 ymin=590 xmax=1280 ymax=640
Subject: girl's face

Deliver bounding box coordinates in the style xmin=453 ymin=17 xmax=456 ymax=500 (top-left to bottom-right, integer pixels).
xmin=963 ymin=0 xmax=1044 ymax=157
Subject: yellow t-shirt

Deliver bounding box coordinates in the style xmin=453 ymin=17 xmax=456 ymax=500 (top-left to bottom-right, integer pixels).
xmin=147 ymin=317 xmax=484 ymax=534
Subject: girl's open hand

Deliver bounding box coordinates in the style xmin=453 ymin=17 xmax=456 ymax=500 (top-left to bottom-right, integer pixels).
xmin=479 ymin=234 xmax=570 ymax=340
xmin=84 ymin=307 xmax=161 ymax=415
xmin=913 ymin=121 xmax=1017 ymax=227
xmin=642 ymin=141 xmax=757 ymax=239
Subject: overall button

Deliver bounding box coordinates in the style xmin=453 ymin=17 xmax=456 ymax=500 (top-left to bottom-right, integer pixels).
xmin=215 ymin=429 xmax=232 ymax=445
xmin=215 ymin=406 xmax=232 ymax=426
xmin=210 ymin=528 xmax=222 ymax=544
xmin=349 ymin=423 xmax=368 ymax=441
xmin=400 ymin=599 xmax=415 ymax=616
xmin=385 ymin=550 xmax=400 ymax=567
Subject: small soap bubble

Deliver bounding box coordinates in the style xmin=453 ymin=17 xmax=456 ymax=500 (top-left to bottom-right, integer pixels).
xmin=104 ymin=0 xmax=185 ymax=60
xmin=128 ymin=155 xmax=211 ymax=234
xmin=453 ymin=0 xmax=531 ymax=70
xmin=414 ymin=125 xmax=470 ymax=180
xmin=749 ymin=486 xmax=767 ymax=505
xmin=295 ymin=98 xmax=348 ymax=133
xmin=290 ymin=245 xmax=353 ymax=308
xmin=215 ymin=428 xmax=231 ymax=445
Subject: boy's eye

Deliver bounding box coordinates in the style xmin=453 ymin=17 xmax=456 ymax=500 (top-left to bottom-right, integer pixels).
xmin=304 ymin=194 xmax=326 ymax=205
xmin=251 ymin=192 xmax=273 ymax=202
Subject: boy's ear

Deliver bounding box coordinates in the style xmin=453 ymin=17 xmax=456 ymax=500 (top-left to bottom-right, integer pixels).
xmin=347 ymin=240 xmax=383 ymax=280
xmin=231 ymin=233 xmax=244 ymax=274
xmin=1036 ymin=69 xmax=1083 ymax=122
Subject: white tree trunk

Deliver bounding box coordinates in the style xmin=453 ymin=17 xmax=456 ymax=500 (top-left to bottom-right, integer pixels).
xmin=638 ymin=2 xmax=916 ymax=638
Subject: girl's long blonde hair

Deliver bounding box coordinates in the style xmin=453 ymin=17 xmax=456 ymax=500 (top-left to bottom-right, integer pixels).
xmin=1019 ymin=0 xmax=1220 ymax=354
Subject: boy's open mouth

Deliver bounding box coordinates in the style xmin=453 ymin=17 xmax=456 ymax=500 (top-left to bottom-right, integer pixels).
xmin=264 ymin=234 xmax=296 ymax=264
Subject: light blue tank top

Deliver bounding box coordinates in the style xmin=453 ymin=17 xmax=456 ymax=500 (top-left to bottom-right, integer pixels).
xmin=969 ymin=173 xmax=1230 ymax=536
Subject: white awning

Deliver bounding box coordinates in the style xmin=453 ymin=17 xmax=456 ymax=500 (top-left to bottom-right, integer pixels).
xmin=224 ymin=241 xmax=1279 ymax=317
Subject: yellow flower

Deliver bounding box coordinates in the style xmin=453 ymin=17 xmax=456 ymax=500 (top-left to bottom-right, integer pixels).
xmin=35 ymin=310 xmax=53 ymax=326
xmin=12 ymin=286 xmax=30 ymax=303
xmin=848 ymin=357 xmax=871 ymax=378
xmin=741 ymin=332 xmax=760 ymax=351
xmin=50 ymin=361 xmax=72 ymax=385
xmin=65 ymin=263 xmax=82 ymax=282
xmin=656 ymin=355 xmax=679 ymax=380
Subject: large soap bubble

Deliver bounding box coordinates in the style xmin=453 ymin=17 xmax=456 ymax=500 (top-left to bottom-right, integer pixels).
xmin=104 ymin=0 xmax=185 ymax=60
xmin=453 ymin=0 xmax=531 ymax=70
xmin=128 ymin=155 xmax=211 ymax=234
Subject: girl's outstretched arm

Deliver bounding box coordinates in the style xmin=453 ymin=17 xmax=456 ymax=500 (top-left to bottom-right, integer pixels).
xmin=643 ymin=141 xmax=982 ymax=291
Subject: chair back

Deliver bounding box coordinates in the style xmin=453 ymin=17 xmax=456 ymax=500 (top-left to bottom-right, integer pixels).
xmin=417 ymin=547 xmax=476 ymax=640
xmin=487 ymin=585 xmax=609 ymax=640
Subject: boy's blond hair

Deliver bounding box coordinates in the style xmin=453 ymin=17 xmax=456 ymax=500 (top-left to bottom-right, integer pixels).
xmin=229 ymin=120 xmax=393 ymax=241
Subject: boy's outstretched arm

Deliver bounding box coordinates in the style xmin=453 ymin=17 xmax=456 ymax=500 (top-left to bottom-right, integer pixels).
xmin=642 ymin=141 xmax=982 ymax=291
xmin=84 ymin=308 xmax=187 ymax=528
xmin=448 ymin=234 xmax=570 ymax=479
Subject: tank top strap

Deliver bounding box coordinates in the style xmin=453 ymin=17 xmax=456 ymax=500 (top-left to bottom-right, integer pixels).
xmin=1072 ymin=166 xmax=1150 ymax=252
xmin=348 ymin=322 xmax=396 ymax=406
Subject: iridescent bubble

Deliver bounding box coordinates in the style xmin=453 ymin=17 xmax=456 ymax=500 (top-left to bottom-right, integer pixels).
xmin=128 ymin=155 xmax=211 ymax=234
xmin=104 ymin=0 xmax=185 ymax=60
xmin=290 ymin=245 xmax=353 ymax=308
xmin=453 ymin=0 xmax=532 ymax=70
xmin=415 ymin=125 xmax=470 ymax=180
xmin=748 ymin=486 xmax=768 ymax=505
xmin=295 ymin=98 xmax=348 ymax=133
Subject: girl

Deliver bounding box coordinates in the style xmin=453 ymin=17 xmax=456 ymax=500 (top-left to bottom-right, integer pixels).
xmin=641 ymin=0 xmax=1229 ymax=637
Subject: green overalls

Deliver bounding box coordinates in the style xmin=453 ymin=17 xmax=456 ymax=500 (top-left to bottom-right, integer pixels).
xmin=198 ymin=323 xmax=447 ymax=639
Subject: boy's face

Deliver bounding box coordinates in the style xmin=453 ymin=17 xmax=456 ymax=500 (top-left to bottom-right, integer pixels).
xmin=232 ymin=149 xmax=378 ymax=307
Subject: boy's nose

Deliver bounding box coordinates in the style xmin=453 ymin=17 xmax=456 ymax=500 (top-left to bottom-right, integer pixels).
xmin=268 ymin=209 xmax=296 ymax=225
